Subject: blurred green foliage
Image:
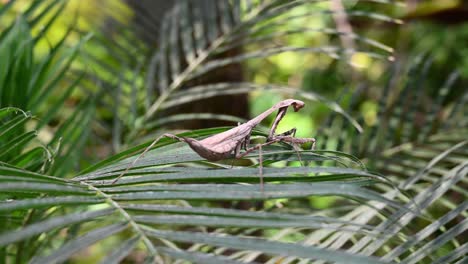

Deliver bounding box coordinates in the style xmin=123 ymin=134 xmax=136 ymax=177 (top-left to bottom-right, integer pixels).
xmin=250 ymin=0 xmax=468 ymax=149
xmin=0 ymin=0 xmax=95 ymax=176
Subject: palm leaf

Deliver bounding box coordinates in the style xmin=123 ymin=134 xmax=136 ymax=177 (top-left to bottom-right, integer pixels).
xmin=3 ymin=1 xmax=466 ymax=263
xmin=0 ymin=109 xmax=51 ymax=172
xmin=1 ymin=125 xmax=411 ymax=262
xmin=300 ymin=57 xmax=468 ymax=264
xmin=0 ymin=0 xmax=94 ymax=176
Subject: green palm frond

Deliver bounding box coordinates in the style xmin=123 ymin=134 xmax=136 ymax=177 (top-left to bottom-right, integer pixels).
xmin=0 ymin=108 xmax=51 ymax=172
xmin=316 ymin=55 xmax=466 ymax=159
xmin=287 ymin=136 xmax=467 ymax=264
xmin=1 ymin=1 xmax=466 ymax=263
xmin=308 ymin=56 xmax=468 ymax=264
xmin=2 ymin=125 xmax=411 ymax=263
xmin=0 ymin=0 xmax=94 ymax=176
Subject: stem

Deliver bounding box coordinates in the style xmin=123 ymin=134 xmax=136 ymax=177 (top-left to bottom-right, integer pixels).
xmin=144 ymin=36 xmax=226 ymax=122
xmin=83 ymin=183 xmax=159 ymax=259
xmin=143 ymin=1 xmax=272 ymax=122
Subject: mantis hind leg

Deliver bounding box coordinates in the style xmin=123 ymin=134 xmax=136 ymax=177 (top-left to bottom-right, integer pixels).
xmin=282 ymin=130 xmax=304 ymax=167
xmin=285 ymin=129 xmax=302 ymax=166
xmin=290 ymin=142 xmax=304 ymax=167
xmin=243 ymin=134 xmax=251 ymax=150
xmin=273 ymin=135 xmax=316 ymax=167
xmin=258 ymin=143 xmax=263 ymax=192
xmin=236 ymin=139 xmax=282 ymax=192
xmin=230 ymin=142 xmax=243 ymax=168
xmin=268 ymin=127 xmax=303 ymax=164
xmin=112 ymin=133 xmax=183 ymax=184
xmin=236 ymin=122 xmax=250 ymax=151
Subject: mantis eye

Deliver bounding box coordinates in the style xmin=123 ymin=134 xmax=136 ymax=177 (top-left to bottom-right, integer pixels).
xmin=292 ymin=102 xmax=305 ymax=111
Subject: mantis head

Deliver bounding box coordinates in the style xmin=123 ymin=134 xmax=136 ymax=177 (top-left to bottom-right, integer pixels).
xmin=275 ymin=99 xmax=305 ymax=112
xmin=291 ymin=100 xmax=305 ymax=112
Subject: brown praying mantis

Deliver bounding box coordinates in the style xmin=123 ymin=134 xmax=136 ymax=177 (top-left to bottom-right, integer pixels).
xmin=113 ymin=99 xmax=316 ymax=190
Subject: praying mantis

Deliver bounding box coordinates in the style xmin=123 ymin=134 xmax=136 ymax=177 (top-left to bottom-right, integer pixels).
xmin=113 ymin=99 xmax=316 ymax=190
